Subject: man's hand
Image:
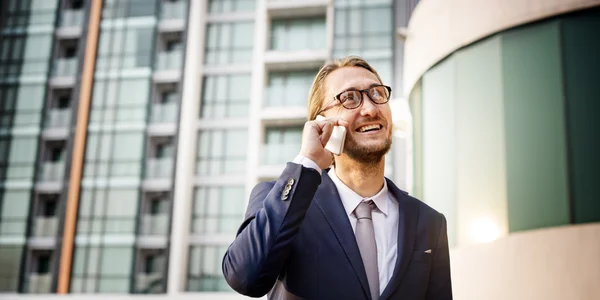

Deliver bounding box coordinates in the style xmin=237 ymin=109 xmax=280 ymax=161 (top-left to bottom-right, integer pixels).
xmin=299 ymin=117 xmax=349 ymax=170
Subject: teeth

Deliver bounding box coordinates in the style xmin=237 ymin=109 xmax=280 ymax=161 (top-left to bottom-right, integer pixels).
xmin=358 ymin=124 xmax=380 ymax=132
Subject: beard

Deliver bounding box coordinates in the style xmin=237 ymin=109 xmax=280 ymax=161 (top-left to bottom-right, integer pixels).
xmin=343 ymin=126 xmax=393 ymax=164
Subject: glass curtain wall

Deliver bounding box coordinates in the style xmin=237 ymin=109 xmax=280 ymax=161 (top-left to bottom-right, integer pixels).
xmin=71 ymin=0 xmax=158 ymax=293
xmin=0 ymin=0 xmax=59 ymax=293
xmin=410 ymin=9 xmax=600 ymax=248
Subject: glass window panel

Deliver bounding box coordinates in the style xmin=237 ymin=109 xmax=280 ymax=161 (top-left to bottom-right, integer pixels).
xmin=106 ymin=189 xmax=139 ymax=216
xmin=100 ymin=247 xmax=132 ymax=275
xmin=112 ymin=133 xmax=144 ymax=160
xmin=118 ymin=79 xmax=149 ymax=105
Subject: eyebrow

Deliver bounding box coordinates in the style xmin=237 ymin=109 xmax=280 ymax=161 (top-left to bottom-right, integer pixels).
xmin=337 ymin=83 xmax=381 ymax=95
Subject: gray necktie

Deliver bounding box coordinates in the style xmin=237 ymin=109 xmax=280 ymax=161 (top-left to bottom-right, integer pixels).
xmin=354 ymin=200 xmax=379 ymax=300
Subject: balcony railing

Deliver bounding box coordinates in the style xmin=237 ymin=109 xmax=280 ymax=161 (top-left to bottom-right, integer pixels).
xmin=264 ymin=85 xmax=311 ymax=107
xmin=139 ymin=214 xmax=169 ymax=236
xmin=39 ymin=161 xmax=65 ymax=182
xmin=161 ymin=1 xmax=186 ymax=20
xmin=146 ymin=157 xmax=173 ymax=179
xmin=155 ymin=51 xmax=182 ymax=71
xmin=52 ymin=58 xmax=77 ymax=77
xmin=33 ymin=217 xmax=58 ymax=237
xmin=151 ymin=102 xmax=178 ymax=123
xmin=263 ymin=143 xmax=301 ymax=166
xmin=60 ymin=9 xmax=83 ymax=27
xmin=45 ymin=108 xmax=71 ymax=128
xmin=26 ymin=274 xmax=53 ymax=293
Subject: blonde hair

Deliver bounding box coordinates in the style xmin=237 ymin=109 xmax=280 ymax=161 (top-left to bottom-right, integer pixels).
xmin=307 ymin=56 xmax=384 ymax=120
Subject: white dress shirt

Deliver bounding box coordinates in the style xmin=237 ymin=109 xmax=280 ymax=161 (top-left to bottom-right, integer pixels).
xmin=292 ymin=156 xmax=399 ymax=294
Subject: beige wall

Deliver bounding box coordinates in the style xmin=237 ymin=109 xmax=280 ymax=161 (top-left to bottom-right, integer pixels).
xmin=450 ymin=223 xmax=600 ymax=300
xmin=403 ymin=0 xmax=600 ymax=96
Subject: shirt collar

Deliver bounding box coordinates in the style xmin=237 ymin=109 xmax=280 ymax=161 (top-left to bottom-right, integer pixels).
xmin=328 ymin=167 xmax=390 ymax=217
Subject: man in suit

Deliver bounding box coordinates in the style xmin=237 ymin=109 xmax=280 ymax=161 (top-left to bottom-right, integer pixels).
xmin=222 ymin=56 xmax=452 ymax=299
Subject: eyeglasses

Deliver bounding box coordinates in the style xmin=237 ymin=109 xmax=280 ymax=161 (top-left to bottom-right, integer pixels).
xmin=317 ymin=85 xmax=392 ymax=115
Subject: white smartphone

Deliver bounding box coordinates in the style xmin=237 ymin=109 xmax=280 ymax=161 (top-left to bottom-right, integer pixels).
xmin=315 ymin=115 xmax=346 ymax=155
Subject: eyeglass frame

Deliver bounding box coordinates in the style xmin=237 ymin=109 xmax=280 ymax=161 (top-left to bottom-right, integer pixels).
xmin=316 ymin=84 xmax=392 ymax=116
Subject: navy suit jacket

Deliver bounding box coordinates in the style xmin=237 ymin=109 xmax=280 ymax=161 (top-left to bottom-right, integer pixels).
xmin=223 ymin=163 xmax=452 ymax=299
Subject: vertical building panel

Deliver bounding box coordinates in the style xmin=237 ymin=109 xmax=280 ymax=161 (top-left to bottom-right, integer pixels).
xmin=501 ymin=21 xmax=570 ymax=232
xmin=561 ymin=9 xmax=600 ymax=224
xmin=454 ymin=36 xmax=508 ymax=246
xmin=421 ymin=58 xmax=457 ymax=247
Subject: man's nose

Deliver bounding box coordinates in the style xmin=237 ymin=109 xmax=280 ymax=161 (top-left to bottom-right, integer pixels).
xmin=359 ymin=92 xmax=378 ymax=116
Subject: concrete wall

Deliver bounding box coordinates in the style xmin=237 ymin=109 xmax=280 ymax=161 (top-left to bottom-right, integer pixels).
xmin=450 ymin=223 xmax=600 ymax=300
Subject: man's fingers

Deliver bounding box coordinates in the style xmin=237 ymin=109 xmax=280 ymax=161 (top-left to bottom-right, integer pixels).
xmin=320 ymin=122 xmax=333 ymax=146
xmin=314 ymin=117 xmax=349 ymax=130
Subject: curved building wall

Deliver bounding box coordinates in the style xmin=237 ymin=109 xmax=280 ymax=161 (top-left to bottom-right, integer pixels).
xmin=409 ymin=8 xmax=600 ymax=247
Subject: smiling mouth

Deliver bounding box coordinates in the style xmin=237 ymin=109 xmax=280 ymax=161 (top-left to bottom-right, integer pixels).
xmin=356 ymin=124 xmax=383 ymax=133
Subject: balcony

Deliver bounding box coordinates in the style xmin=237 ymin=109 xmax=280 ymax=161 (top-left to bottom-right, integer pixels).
xmin=33 ymin=217 xmax=59 ymax=237
xmin=156 ymin=51 xmax=182 ymax=71
xmin=52 ymin=58 xmax=77 ymax=77
xmin=136 ymin=273 xmax=163 ymax=293
xmin=139 ymin=214 xmax=169 ymax=236
xmin=60 ymin=9 xmax=83 ymax=27
xmin=146 ymin=157 xmax=173 ymax=179
xmin=161 ymin=1 xmax=186 ymax=20
xmin=45 ymin=108 xmax=71 ymax=128
xmin=26 ymin=274 xmax=53 ymax=293
xmin=39 ymin=162 xmax=65 ymax=182
xmin=151 ymin=102 xmax=178 ymax=124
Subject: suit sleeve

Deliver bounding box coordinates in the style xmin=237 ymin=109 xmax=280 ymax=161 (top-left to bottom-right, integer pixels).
xmin=426 ymin=214 xmax=453 ymax=300
xmin=222 ymin=162 xmax=321 ymax=297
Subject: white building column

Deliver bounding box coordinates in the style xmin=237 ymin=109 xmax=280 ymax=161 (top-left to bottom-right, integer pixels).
xmin=167 ymin=0 xmax=207 ymax=294
xmin=245 ymin=0 xmax=268 ymax=198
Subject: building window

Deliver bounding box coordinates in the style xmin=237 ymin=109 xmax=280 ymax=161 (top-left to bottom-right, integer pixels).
xmin=3 ymin=0 xmax=58 ymax=27
xmin=146 ymin=137 xmax=174 ymax=179
xmin=0 ymin=137 xmax=39 ymax=180
xmin=200 ymin=74 xmax=251 ymax=118
xmin=333 ymin=3 xmax=392 ymax=56
xmin=191 ymin=186 xmax=245 ymax=234
xmin=102 ymin=0 xmax=158 ymax=19
xmin=25 ymin=251 xmax=54 ymax=293
xmin=265 ymin=70 xmax=316 ymax=107
xmin=0 ymin=246 xmax=23 ymax=292
xmin=134 ymin=250 xmax=166 ymax=293
xmin=208 ymin=0 xmax=255 ymax=13
xmin=205 ymin=22 xmax=254 ymax=65
xmin=139 ymin=192 xmax=170 ymax=236
xmin=31 ymin=194 xmax=59 ymax=237
xmin=270 ymin=17 xmax=326 ymax=51
xmin=196 ymin=129 xmax=247 ymax=176
xmin=96 ymin=27 xmax=155 ymax=71
xmin=0 ymin=34 xmax=53 ymax=78
xmin=187 ymin=245 xmax=231 ymax=291
xmin=71 ymin=246 xmax=134 ymax=293
xmin=46 ymin=89 xmax=72 ymax=128
xmin=0 ymin=84 xmax=45 ymax=128
xmin=0 ymin=189 xmax=31 ymax=236
xmin=263 ymin=126 xmax=303 ymax=165
xmin=83 ymin=132 xmax=144 ymax=178
xmin=76 ymin=188 xmax=140 ymax=235
xmin=89 ymin=79 xmax=150 ymax=125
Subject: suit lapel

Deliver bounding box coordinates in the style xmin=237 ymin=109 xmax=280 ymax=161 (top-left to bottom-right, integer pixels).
xmin=380 ymin=179 xmax=419 ymax=299
xmin=313 ymin=172 xmax=371 ymax=300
